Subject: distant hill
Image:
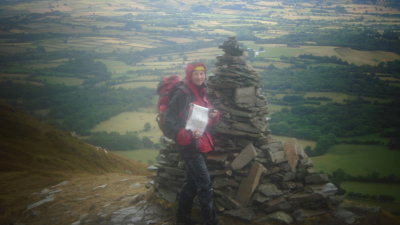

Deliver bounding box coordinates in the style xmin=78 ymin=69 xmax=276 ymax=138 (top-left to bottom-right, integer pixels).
xmin=0 ymin=103 xmax=149 ymax=222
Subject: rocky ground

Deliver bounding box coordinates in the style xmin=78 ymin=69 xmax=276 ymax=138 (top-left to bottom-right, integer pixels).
xmin=9 ymin=173 xmax=174 ymax=225
xmin=5 ymin=172 xmax=400 ymax=225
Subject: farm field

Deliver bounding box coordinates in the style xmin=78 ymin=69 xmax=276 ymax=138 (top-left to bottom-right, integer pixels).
xmin=242 ymin=42 xmax=400 ymax=66
xmin=267 ymin=103 xmax=288 ymax=114
xmin=312 ymin=144 xmax=400 ymax=177
xmin=309 ymin=143 xmax=400 ymax=209
xmin=341 ymin=182 xmax=400 ymax=212
xmin=341 ymin=182 xmax=400 ymax=202
xmin=112 ymin=81 xmax=158 ymax=89
xmin=34 ymin=76 xmax=84 ymax=86
xmin=91 ymin=111 xmax=161 ymax=142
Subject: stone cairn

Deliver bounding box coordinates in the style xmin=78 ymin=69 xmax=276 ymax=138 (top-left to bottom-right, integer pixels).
xmin=153 ymin=37 xmax=339 ymax=223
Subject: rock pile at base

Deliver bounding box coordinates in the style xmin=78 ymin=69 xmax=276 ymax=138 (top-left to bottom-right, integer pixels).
xmin=153 ymin=37 xmax=340 ymax=223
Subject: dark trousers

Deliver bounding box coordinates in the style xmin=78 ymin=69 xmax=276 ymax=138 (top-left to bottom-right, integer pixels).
xmin=176 ymin=151 xmax=218 ymax=225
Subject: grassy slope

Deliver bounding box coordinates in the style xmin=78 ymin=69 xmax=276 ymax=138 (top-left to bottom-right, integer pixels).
xmin=0 ymin=103 xmax=149 ymax=223
xmin=113 ymin=149 xmax=159 ymax=164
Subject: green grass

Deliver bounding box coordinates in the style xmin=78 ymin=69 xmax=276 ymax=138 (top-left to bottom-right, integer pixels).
xmin=97 ymin=59 xmax=135 ymax=77
xmin=91 ymin=111 xmax=157 ymax=133
xmin=311 ymin=143 xmax=400 ymax=210
xmin=268 ymin=104 xmax=289 ymax=114
xmin=242 ymin=41 xmax=400 ymax=66
xmin=112 ymin=81 xmax=158 ymax=89
xmin=112 ymin=149 xmax=159 ymax=164
xmin=97 ymin=59 xmax=146 ymax=78
xmin=38 ymin=36 xmax=155 ymax=55
xmin=91 ymin=111 xmax=162 ymax=142
xmin=341 ymin=181 xmax=400 ymax=202
xmin=252 ymin=61 xmax=292 ymax=69
xmin=120 ymin=63 xmax=176 ymax=72
xmin=338 ymin=133 xmax=389 ymax=145
xmin=312 ymin=144 xmax=400 ymax=177
xmin=35 ymin=76 xmax=84 ymax=86
xmin=258 ymin=46 xmax=303 ymax=58
xmin=131 ymin=75 xmax=160 ymax=81
xmin=208 ymin=28 xmax=236 ymax=36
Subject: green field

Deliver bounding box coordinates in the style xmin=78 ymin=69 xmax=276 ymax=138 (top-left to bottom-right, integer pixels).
xmin=251 ymin=60 xmax=292 ymax=69
xmin=311 ymin=143 xmax=400 ymax=206
xmin=35 ymin=76 xmax=84 ymax=86
xmin=97 ymin=59 xmax=139 ymax=78
xmin=342 ymin=182 xmax=400 ymax=202
xmin=91 ymin=111 xmax=162 ymax=142
xmin=241 ymin=41 xmax=400 ymax=66
xmin=312 ymin=144 xmax=400 ymax=177
xmin=131 ymin=75 xmax=160 ymax=81
xmin=268 ymin=104 xmax=289 ymax=114
xmin=112 ymin=81 xmax=158 ymax=89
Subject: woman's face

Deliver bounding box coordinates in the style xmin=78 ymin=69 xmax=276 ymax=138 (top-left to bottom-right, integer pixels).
xmin=191 ymin=70 xmax=206 ymax=86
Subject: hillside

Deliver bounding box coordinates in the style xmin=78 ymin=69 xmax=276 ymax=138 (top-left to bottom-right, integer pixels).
xmin=0 ymin=103 xmax=150 ymax=224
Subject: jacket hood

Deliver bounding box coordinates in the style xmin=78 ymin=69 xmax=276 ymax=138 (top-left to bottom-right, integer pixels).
xmin=185 ymin=62 xmax=207 ymax=83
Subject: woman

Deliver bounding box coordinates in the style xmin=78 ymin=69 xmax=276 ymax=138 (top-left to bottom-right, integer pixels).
xmin=165 ymin=62 xmax=220 ymax=225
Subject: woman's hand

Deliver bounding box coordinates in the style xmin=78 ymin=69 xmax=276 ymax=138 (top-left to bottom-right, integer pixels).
xmin=192 ymin=129 xmax=201 ymax=139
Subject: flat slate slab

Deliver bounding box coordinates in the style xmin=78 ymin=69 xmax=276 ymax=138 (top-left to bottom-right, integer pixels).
xmin=231 ymin=142 xmax=257 ymax=170
xmin=236 ymin=162 xmax=266 ymax=206
xmin=284 ymin=138 xmax=300 ymax=172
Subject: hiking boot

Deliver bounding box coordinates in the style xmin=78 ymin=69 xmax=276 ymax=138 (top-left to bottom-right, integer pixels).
xmin=176 ymin=217 xmax=206 ymax=225
xmin=204 ymin=219 xmax=221 ymax=225
xmin=176 ymin=218 xmax=193 ymax=225
xmin=176 ymin=222 xmax=190 ymax=225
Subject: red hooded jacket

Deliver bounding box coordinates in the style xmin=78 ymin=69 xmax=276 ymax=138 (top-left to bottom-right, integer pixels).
xmin=165 ymin=62 xmax=219 ymax=153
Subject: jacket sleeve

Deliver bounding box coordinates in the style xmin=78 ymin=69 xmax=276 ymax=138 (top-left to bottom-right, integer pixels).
xmin=164 ymin=88 xmax=192 ymax=144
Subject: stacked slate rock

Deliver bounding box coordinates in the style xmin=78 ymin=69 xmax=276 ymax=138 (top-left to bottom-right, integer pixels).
xmin=153 ymin=37 xmax=339 ymax=223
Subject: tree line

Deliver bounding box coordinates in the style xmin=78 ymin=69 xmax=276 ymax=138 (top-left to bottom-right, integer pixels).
xmin=270 ymin=99 xmax=400 ymax=154
xmin=263 ymin=55 xmax=400 ymax=154
xmin=0 ymin=82 xmax=154 ymax=135
xmin=261 ymin=57 xmax=400 ymax=97
xmin=270 ymin=100 xmax=400 ymax=138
